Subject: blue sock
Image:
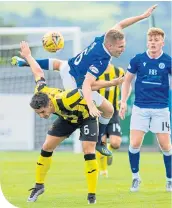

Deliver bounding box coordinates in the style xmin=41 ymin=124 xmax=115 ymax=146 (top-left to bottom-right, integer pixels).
xmin=128 ymin=145 xmax=140 ymax=174
xmin=98 ymin=123 xmax=107 ymax=144
xmin=97 ymin=116 xmax=110 ymax=144
xmin=163 ymin=150 xmax=172 ymax=179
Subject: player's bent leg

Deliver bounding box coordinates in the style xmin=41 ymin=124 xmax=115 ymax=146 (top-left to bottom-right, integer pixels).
xmin=98 ymin=98 xmax=114 ymax=117
xmin=129 ymin=130 xmax=145 ymax=192
xmin=95 ymin=98 xmax=114 ymax=156
xmin=27 ymin=135 xmax=66 ymax=202
xmin=156 ymin=133 xmax=172 ymax=192
xmin=82 ymin=141 xmax=98 ymax=204
xmin=106 ymin=135 xmax=122 ymax=166
xmin=110 ymin=135 xmax=122 ymax=150
xmin=59 ymin=61 xmax=77 ymax=90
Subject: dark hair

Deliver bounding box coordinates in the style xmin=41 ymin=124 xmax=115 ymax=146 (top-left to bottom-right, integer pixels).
xmin=30 ymin=92 xmax=49 ymax=109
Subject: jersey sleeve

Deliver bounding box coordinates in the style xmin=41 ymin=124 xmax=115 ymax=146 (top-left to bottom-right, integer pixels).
xmin=127 ymin=55 xmax=139 ymax=74
xmin=87 ymin=61 xmax=108 ymax=79
xmin=34 ymin=77 xmax=47 ymax=93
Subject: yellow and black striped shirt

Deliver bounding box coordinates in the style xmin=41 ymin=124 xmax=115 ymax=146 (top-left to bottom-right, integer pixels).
xmin=35 ymin=77 xmax=90 ymax=123
xmin=97 ymin=64 xmax=125 ymax=111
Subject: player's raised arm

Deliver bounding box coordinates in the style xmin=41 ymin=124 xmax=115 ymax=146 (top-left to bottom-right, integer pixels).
xmin=19 ymin=41 xmax=44 ymax=79
xmin=111 ymin=4 xmax=157 ymax=31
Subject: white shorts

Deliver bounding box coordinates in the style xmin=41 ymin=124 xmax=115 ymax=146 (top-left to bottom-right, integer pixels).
xmin=130 ymin=105 xmax=171 ymax=134
xmin=59 ymin=61 xmax=77 ymax=90
xmin=59 ymin=61 xmax=104 ymax=107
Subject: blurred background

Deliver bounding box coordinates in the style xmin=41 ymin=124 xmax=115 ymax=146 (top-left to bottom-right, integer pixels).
xmin=0 ymin=1 xmax=171 ymax=151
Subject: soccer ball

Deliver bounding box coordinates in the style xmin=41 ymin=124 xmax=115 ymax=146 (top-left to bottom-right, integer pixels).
xmin=42 ymin=31 xmax=64 ymax=52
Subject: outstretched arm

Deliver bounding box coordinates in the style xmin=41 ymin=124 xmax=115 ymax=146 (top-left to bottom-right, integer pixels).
xmin=91 ymin=75 xmax=124 ymax=91
xmin=19 ymin=41 xmax=44 ymax=80
xmin=111 ymin=4 xmax=157 ymax=31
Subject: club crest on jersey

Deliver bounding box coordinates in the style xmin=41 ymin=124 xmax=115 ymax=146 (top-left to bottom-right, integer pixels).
xmin=128 ymin=64 xmax=131 ymax=69
xmin=89 ymin=65 xmax=99 ymax=74
xmin=159 ymin=63 xmax=165 ymax=69
xmin=143 ymin=62 xmax=146 ymax=67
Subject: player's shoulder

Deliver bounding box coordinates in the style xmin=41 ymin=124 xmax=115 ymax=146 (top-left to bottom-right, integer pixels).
xmin=162 ymin=52 xmax=172 ymax=61
xmin=131 ymin=52 xmax=146 ymax=60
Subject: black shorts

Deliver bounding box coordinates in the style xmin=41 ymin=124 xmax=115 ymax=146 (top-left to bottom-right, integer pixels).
xmin=104 ymin=110 xmax=121 ymax=137
xmin=48 ymin=116 xmax=98 ymax=142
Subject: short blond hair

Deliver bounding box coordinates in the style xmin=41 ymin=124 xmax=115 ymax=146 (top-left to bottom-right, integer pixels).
xmin=147 ymin=27 xmax=165 ymax=39
xmin=105 ymin=29 xmax=124 ymax=44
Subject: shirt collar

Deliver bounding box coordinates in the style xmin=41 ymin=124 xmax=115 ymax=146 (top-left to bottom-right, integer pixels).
xmin=146 ymin=50 xmax=163 ymax=59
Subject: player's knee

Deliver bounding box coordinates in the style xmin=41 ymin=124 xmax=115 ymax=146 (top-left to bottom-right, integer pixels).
xmin=42 ymin=142 xmax=54 ymax=152
xmin=99 ymin=102 xmax=114 ymax=118
xmin=110 ymin=138 xmax=122 ymax=149
xmin=107 ymin=104 xmax=114 ymax=117
xmin=82 ymin=141 xmax=96 ymax=154
xmin=160 ymin=144 xmax=172 ymax=152
xmin=130 ymin=140 xmax=141 ymax=149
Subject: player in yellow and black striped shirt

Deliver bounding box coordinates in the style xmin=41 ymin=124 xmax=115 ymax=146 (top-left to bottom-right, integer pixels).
xmin=96 ymin=63 xmax=125 ymax=177
xmin=34 ymin=77 xmax=90 ymax=124
xmin=19 ymin=41 xmax=100 ymax=204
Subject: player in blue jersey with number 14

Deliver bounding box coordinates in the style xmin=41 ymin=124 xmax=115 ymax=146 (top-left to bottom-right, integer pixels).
xmin=119 ymin=27 xmax=172 ymax=192
xmin=12 ymin=5 xmax=157 ymax=156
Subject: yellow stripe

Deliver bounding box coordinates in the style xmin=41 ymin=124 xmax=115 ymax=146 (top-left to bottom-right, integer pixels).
xmin=98 ymin=73 xmax=106 ymax=97
xmin=116 ymin=87 xmax=120 ymax=110
xmin=119 ymin=67 xmax=125 ymax=76
xmin=108 ymin=66 xmax=116 ymax=105
xmin=65 ymin=91 xmax=81 ymax=108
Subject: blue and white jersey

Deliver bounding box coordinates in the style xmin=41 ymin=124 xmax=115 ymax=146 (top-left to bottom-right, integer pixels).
xmin=128 ymin=51 xmax=171 ymax=108
xmin=68 ymin=35 xmax=111 ymax=87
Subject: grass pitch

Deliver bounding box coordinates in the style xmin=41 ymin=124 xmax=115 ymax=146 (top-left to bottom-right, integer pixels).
xmin=0 ymin=152 xmax=171 ymax=208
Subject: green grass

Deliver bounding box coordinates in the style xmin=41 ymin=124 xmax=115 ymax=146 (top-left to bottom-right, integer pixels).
xmin=0 ymin=152 xmax=171 ymax=208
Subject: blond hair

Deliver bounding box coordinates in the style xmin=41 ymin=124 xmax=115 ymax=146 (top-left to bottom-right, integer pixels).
xmin=105 ymin=29 xmax=124 ymax=44
xmin=147 ymin=27 xmax=165 ymax=39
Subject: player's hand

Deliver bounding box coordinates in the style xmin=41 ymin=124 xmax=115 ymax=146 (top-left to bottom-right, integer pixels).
xmin=112 ymin=75 xmax=125 ymax=86
xmin=19 ymin=41 xmax=32 ymax=59
xmin=119 ymin=101 xmax=127 ymax=120
xmin=88 ymin=103 xmax=102 ymax=117
xmin=141 ymin=4 xmax=157 ymax=19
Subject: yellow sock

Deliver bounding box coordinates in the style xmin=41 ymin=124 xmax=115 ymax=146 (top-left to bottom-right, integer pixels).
xmin=107 ymin=143 xmax=113 ymax=152
xmin=36 ymin=150 xmax=53 ymax=184
xmin=96 ymin=151 xmax=107 ymax=171
xmin=84 ymin=154 xmax=98 ymax=194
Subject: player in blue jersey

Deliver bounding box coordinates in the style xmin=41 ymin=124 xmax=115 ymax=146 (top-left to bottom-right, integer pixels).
xmin=119 ymin=27 xmax=172 ymax=192
xmin=11 ymin=5 xmax=157 ymax=156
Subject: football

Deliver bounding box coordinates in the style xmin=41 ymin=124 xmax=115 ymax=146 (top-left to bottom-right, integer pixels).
xmin=42 ymin=31 xmax=64 ymax=52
